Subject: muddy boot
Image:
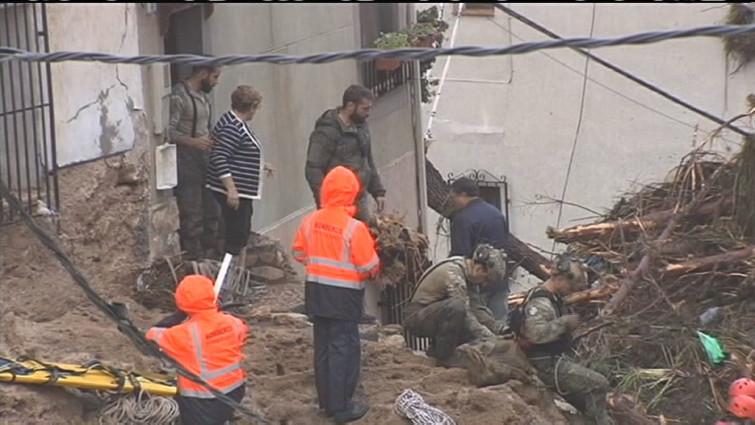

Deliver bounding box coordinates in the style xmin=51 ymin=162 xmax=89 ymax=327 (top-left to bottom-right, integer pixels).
xmin=436 ymin=350 xmax=466 ymax=369
xmin=333 ymin=402 xmax=369 ymax=424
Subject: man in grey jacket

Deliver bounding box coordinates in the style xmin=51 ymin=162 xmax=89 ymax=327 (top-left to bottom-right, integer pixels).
xmin=305 ymin=84 xmax=386 ymax=223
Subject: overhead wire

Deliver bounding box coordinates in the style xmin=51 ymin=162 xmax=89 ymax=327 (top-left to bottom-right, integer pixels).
xmin=485 ymin=16 xmax=742 ymax=147
xmin=553 ymin=3 xmax=598 ymax=257
xmin=493 ymin=4 xmax=754 ymax=138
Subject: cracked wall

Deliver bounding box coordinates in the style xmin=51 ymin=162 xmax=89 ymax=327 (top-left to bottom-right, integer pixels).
xmin=47 ymin=3 xmax=145 ymax=167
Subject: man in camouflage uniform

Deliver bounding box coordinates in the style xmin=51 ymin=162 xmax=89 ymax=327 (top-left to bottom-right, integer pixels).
xmin=518 ymin=256 xmax=615 ymax=425
xmin=169 ymin=65 xmax=223 ymax=260
xmin=403 ymin=244 xmax=508 ymax=367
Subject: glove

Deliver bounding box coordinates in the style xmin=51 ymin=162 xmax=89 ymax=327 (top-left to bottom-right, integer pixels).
xmin=494 ymin=321 xmax=509 ymax=335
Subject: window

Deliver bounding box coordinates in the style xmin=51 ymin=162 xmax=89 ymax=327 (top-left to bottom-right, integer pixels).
xmin=479 ymin=186 xmax=502 ymax=210
xmin=358 ymin=4 xmax=410 ymax=99
xmin=448 ymin=169 xmax=510 ymax=232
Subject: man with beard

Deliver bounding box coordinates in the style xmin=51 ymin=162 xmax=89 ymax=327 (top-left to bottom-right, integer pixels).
xmin=169 ymin=65 xmax=223 ymax=260
xmin=305 ymin=84 xmax=386 ymax=224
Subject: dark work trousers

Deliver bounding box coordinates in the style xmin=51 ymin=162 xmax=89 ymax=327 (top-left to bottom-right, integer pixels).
xmin=213 ymin=192 xmax=253 ymax=256
xmin=313 ymin=316 xmax=361 ymax=415
xmin=175 ymin=156 xmax=222 ymax=259
xmin=177 ymin=384 xmax=245 ymax=425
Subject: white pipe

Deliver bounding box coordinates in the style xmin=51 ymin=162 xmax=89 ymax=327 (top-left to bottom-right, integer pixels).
xmin=425 ymin=3 xmax=464 ymax=139
xmin=214 ymin=253 xmax=234 ymax=302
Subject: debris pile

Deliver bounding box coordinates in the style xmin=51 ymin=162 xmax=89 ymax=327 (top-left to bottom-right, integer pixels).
xmin=545 ymin=147 xmax=755 ymax=423
xmin=369 ymin=212 xmax=433 ymax=289
xmin=133 ymin=231 xmax=299 ymax=311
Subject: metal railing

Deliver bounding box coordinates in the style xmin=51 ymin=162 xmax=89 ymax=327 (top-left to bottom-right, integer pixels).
xmin=0 ymin=3 xmax=58 ymax=225
xmin=379 ymin=251 xmax=432 ymax=352
xmin=361 ymin=59 xmax=412 ymax=99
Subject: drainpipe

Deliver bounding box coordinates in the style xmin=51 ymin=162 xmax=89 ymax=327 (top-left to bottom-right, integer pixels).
xmin=408 ymin=4 xmax=428 ymax=234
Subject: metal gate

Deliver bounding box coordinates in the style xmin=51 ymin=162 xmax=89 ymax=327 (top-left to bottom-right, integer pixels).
xmin=0 ymin=3 xmax=58 ymax=224
xmin=379 ymin=252 xmax=432 ymax=352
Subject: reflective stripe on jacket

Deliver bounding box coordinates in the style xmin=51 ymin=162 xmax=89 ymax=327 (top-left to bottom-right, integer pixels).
xmin=146 ymin=275 xmax=248 ymax=398
xmin=293 ymin=166 xmax=380 ymax=320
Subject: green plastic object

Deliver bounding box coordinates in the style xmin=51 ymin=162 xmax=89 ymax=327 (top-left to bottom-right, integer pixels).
xmin=697 ymin=331 xmax=726 ymax=365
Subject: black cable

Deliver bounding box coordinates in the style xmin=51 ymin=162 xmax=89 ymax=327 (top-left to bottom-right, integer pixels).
xmin=553 ymin=4 xmax=597 ymax=257
xmin=494 ymin=4 xmax=755 ymax=138
xmin=0 ymin=178 xmax=277 ymax=425
xmin=2 ymin=22 xmax=755 ymax=69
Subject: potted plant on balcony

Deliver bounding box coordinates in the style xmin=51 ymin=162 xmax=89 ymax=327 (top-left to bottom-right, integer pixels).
xmin=412 ymin=6 xmax=449 ymax=48
xmin=408 ymin=23 xmax=439 ymax=48
xmin=374 ymin=31 xmax=410 ymax=71
xmin=414 ymin=6 xmax=449 ymax=103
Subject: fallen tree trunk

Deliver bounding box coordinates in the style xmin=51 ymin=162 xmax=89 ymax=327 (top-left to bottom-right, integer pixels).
xmin=425 ymin=158 xmax=552 ymax=280
xmin=603 ymin=161 xmax=734 ymax=315
xmin=507 ymin=283 xmax=619 ymax=307
xmin=547 ymin=196 xmax=732 ymax=244
xmin=660 ymin=246 xmax=755 ymax=276
xmin=602 ymin=216 xmax=677 ymax=316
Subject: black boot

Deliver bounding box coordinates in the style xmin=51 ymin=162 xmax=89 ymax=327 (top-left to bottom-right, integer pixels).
xmin=332 ymin=402 xmax=369 ymax=424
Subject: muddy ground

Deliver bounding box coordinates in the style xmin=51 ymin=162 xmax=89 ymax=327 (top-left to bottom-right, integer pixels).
xmin=0 ymin=160 xmax=579 ymax=425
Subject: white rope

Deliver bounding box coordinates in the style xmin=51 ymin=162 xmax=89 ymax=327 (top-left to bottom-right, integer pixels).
xmin=98 ymin=390 xmax=180 ymax=425
xmin=394 ymin=389 xmax=456 ymax=425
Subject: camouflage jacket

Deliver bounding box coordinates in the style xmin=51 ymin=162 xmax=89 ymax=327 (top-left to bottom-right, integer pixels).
xmin=410 ymin=257 xmax=504 ymax=339
xmin=520 ymin=288 xmax=573 ymax=355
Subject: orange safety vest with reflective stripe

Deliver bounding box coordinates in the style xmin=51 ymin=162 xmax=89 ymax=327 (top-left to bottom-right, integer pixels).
xmin=294 ymin=213 xmax=379 ymax=290
xmin=293 ymin=166 xmax=380 ymax=320
xmin=146 ymin=275 xmax=247 ymax=398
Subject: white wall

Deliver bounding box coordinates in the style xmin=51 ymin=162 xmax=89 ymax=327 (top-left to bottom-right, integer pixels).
xmin=47 ymin=3 xmax=145 ymax=167
xmin=425 ymin=4 xmax=755 ymax=285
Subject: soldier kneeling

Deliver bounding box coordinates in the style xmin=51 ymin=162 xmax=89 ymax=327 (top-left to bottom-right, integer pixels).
xmin=402 ymin=244 xmax=508 ymax=367
xmin=510 ymin=255 xmax=616 ymax=425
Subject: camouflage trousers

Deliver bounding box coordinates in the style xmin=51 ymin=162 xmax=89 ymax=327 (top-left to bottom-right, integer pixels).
xmin=403 ymin=298 xmax=477 ymax=361
xmin=530 ymin=355 xmax=615 ymax=425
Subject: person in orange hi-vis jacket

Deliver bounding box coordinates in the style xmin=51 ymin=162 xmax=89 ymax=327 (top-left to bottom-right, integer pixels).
xmin=292 ymin=165 xmax=380 ymax=424
xmin=146 ymin=274 xmax=247 ymax=425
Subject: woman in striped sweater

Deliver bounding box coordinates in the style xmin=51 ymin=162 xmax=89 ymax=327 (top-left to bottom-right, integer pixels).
xmin=206 ymin=85 xmax=268 ymax=260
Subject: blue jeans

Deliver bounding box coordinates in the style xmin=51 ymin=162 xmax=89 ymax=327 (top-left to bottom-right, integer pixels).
xmin=480 ymin=286 xmax=509 ymax=322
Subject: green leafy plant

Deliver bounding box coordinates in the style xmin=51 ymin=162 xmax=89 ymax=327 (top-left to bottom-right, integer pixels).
xmin=372 ymin=5 xmax=450 ymax=103
xmin=415 ymin=6 xmax=448 ymax=103
xmin=374 ymin=32 xmax=410 ymax=50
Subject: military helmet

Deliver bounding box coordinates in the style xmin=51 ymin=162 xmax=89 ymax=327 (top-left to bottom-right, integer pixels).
xmin=472 ymin=244 xmax=507 ymax=284
xmin=554 ymin=254 xmax=588 ymax=290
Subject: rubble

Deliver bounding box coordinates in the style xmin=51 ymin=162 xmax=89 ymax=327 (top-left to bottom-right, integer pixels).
xmin=544 ymin=146 xmax=755 ymax=423
xmin=369 ymin=212 xmax=433 ymax=289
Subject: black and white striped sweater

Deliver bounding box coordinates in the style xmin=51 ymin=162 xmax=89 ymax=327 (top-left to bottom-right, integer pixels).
xmin=206 ymin=111 xmax=263 ymax=200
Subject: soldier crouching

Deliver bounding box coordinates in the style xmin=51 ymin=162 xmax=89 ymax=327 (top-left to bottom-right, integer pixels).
xmin=514 ymin=255 xmax=616 ymax=425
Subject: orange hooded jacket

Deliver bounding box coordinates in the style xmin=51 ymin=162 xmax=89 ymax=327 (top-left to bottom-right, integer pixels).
xmin=292 ymin=166 xmax=380 ymax=319
xmin=146 ymin=275 xmax=247 ymax=398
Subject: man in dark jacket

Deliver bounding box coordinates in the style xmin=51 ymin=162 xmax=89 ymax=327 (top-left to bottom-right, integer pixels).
xmin=447 ymin=177 xmax=510 ymax=321
xmin=305 ymin=85 xmax=386 ymax=224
